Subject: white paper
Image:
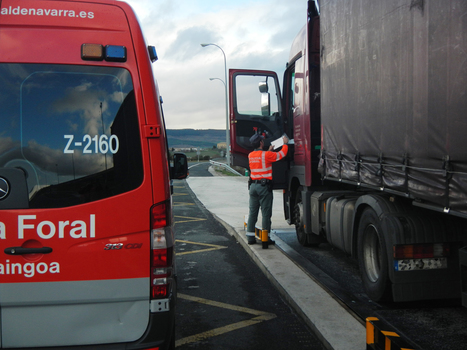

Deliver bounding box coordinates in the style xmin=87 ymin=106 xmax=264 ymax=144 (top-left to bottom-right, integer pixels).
xmin=271 ymin=137 xmax=284 ymax=150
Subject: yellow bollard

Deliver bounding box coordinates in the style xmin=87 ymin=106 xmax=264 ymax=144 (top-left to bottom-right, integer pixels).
xmin=254 ymin=227 xmax=261 ymax=241
xmin=261 ymin=229 xmax=269 ymax=249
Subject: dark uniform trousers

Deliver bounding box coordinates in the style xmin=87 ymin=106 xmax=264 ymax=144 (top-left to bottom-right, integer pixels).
xmin=246 ymin=182 xmax=273 ymax=235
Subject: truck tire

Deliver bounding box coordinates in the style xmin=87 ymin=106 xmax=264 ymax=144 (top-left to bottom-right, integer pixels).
xmin=293 ymin=188 xmax=310 ymax=246
xmin=293 ymin=188 xmax=321 ymax=247
xmin=357 ymin=207 xmax=392 ymax=302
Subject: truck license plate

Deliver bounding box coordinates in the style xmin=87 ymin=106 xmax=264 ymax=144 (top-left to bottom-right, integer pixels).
xmin=395 ymin=258 xmax=447 ymax=271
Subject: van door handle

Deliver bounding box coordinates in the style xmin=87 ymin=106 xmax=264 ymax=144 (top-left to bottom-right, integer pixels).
xmin=4 ymin=247 xmax=53 ymax=255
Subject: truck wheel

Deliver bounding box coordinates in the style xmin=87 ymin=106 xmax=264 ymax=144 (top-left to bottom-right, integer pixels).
xmin=357 ymin=207 xmax=392 ymax=302
xmin=293 ymin=188 xmax=310 ymax=246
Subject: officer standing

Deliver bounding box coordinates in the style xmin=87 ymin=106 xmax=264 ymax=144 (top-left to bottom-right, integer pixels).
xmin=246 ymin=133 xmax=289 ymax=244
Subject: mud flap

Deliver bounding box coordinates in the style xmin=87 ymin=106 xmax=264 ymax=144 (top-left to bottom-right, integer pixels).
xmin=460 ymin=246 xmax=467 ymax=307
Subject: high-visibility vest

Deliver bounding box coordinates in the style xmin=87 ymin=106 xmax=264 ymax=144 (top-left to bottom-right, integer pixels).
xmin=249 ymin=145 xmax=288 ymax=180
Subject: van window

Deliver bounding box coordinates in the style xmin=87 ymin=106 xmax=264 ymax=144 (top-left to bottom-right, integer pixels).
xmin=0 ymin=64 xmax=143 ymax=209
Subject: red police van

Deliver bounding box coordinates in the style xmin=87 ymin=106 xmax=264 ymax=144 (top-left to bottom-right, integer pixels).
xmin=0 ymin=0 xmax=187 ymax=348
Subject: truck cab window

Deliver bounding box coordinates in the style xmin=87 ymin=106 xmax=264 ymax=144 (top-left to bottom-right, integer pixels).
xmin=235 ymin=75 xmax=279 ymax=118
xmin=232 ymin=72 xmax=283 ymax=154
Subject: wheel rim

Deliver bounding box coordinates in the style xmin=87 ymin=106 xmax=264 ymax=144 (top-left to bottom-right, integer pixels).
xmin=295 ymin=201 xmax=304 ymax=227
xmin=293 ymin=190 xmax=307 ymax=244
xmin=362 ymin=224 xmax=383 ymax=283
xmin=293 ymin=190 xmax=303 ymax=229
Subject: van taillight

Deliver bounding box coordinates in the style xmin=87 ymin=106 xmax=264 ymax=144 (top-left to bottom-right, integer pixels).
xmin=150 ymin=200 xmax=174 ymax=301
xmin=151 ymin=200 xmax=170 ymax=228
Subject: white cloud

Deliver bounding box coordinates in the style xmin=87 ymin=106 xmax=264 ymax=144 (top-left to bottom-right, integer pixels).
xmin=124 ymin=0 xmax=308 ymax=129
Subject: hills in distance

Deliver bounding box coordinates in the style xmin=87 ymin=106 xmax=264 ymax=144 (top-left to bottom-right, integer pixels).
xmin=167 ymin=129 xmax=226 ymax=149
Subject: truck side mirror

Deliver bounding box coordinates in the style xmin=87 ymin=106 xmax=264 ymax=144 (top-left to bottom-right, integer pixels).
xmin=261 ymin=93 xmax=270 ymax=116
xmin=259 ymin=81 xmax=270 ymax=116
xmin=171 ymin=153 xmax=188 ymax=179
xmin=258 ymin=81 xmax=268 ymax=93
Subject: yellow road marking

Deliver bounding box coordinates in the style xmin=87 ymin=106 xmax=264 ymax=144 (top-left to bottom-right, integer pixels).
xmin=172 ymin=192 xmax=188 ymax=196
xmin=173 ymin=188 xmax=276 ymax=346
xmin=173 ymin=202 xmax=195 ymax=207
xmin=176 ymin=294 xmax=276 ymax=347
xmin=176 ymin=240 xmax=227 ymax=255
xmin=174 ymin=215 xmax=207 ymax=224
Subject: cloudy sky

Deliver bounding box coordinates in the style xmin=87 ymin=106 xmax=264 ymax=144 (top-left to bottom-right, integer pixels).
xmin=124 ymin=0 xmax=308 ymax=130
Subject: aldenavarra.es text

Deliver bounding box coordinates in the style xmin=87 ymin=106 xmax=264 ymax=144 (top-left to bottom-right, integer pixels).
xmin=0 ymin=6 xmax=94 ymax=19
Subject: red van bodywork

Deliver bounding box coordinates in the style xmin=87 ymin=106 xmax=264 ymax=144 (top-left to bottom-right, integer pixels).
xmin=0 ymin=0 xmax=184 ymax=348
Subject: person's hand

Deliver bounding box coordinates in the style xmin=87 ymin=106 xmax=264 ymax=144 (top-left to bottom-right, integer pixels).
xmin=268 ymin=145 xmax=274 ymax=151
xmin=282 ymin=136 xmax=289 ymax=144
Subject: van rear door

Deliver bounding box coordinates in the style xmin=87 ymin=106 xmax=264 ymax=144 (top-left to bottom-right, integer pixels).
xmin=229 ymin=69 xmax=288 ymax=188
xmin=0 ymin=1 xmax=156 ymax=347
xmin=0 ymin=63 xmax=151 ymax=349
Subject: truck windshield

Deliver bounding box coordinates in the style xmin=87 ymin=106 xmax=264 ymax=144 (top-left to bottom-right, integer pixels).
xmin=0 ymin=64 xmax=143 ymax=209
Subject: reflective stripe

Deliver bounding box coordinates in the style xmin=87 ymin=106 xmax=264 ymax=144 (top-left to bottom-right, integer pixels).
xmin=249 ymin=150 xmax=273 ymax=180
xmin=250 ymin=168 xmax=272 ymax=173
xmin=248 ymin=145 xmax=288 ymax=180
xmin=277 ymin=149 xmax=286 ymax=160
xmin=262 ymin=151 xmax=267 ymax=173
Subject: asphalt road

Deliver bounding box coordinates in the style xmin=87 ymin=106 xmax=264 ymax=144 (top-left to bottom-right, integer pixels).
xmin=172 ymin=177 xmax=326 ymax=349
xmin=187 ymin=161 xmax=214 ymax=177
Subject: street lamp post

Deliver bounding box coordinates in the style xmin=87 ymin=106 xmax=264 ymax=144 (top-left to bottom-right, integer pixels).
xmin=201 ymin=43 xmax=230 ymax=167
xmin=209 ymin=77 xmax=228 ymax=161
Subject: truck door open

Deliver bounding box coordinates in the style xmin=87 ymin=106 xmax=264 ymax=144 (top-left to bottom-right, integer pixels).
xmin=229 ymin=69 xmax=288 ymax=189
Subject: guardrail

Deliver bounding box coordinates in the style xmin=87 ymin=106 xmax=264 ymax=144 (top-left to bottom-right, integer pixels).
xmin=209 ymin=160 xmax=244 ymax=176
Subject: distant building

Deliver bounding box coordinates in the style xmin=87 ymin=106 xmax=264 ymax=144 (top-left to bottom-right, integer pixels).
xmin=217 ymin=142 xmax=226 ymax=149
